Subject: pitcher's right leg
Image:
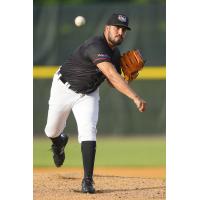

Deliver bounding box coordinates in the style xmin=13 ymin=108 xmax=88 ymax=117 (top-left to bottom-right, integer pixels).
xmin=44 ymin=72 xmax=75 ymax=167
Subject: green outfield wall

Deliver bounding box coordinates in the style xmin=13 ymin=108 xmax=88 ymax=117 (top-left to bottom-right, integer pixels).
xmin=34 ymin=78 xmax=165 ymax=135
xmin=33 ymin=3 xmax=165 ymax=136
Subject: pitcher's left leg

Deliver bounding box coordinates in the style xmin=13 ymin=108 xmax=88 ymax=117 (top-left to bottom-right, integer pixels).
xmin=72 ymin=89 xmax=99 ymax=193
xmin=72 ymin=88 xmax=99 ymax=143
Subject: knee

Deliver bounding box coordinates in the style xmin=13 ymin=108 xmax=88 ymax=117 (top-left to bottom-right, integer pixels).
xmin=44 ymin=125 xmax=60 ymax=138
xmin=78 ymin=125 xmax=97 ymax=143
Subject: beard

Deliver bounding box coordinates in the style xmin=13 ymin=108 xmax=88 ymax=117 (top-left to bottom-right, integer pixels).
xmin=108 ymin=33 xmax=123 ymax=46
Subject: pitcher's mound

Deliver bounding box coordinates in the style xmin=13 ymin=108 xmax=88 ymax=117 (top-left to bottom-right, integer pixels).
xmin=34 ymin=167 xmax=165 ymax=200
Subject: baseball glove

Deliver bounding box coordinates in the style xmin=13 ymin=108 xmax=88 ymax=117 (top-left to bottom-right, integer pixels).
xmin=120 ymin=49 xmax=145 ymax=81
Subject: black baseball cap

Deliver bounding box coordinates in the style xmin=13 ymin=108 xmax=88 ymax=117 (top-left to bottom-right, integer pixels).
xmin=106 ymin=13 xmax=131 ymax=30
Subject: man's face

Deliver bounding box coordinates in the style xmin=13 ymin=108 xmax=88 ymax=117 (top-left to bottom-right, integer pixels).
xmin=107 ymin=25 xmax=127 ymax=46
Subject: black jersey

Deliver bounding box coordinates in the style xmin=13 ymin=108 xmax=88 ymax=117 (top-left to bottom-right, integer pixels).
xmin=60 ymin=35 xmax=121 ymax=94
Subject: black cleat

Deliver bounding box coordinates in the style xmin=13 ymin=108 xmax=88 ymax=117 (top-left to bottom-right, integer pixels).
xmin=51 ymin=134 xmax=68 ymax=167
xmin=81 ymin=177 xmax=95 ymax=194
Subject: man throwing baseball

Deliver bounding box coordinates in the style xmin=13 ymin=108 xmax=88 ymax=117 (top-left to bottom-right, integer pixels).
xmin=45 ymin=13 xmax=146 ymax=194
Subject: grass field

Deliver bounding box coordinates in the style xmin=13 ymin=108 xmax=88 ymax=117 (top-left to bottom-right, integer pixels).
xmin=33 ymin=136 xmax=165 ymax=167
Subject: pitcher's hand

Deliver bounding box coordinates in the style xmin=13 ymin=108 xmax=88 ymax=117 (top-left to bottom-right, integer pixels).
xmin=133 ymin=97 xmax=147 ymax=112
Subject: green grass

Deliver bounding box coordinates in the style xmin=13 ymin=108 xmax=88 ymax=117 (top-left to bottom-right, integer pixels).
xmin=33 ymin=136 xmax=165 ymax=167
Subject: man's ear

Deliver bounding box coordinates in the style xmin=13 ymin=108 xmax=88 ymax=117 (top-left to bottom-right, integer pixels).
xmin=105 ymin=25 xmax=110 ymax=31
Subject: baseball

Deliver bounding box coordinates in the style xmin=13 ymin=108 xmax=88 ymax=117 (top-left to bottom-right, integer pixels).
xmin=74 ymin=16 xmax=86 ymax=27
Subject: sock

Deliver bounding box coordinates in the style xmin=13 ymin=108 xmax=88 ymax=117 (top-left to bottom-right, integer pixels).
xmin=81 ymin=141 xmax=96 ymax=179
xmin=50 ymin=134 xmax=63 ymax=146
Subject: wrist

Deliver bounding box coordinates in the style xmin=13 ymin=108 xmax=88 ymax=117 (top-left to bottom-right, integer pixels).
xmin=131 ymin=95 xmax=140 ymax=103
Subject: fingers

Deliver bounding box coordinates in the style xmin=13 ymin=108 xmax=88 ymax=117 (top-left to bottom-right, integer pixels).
xmin=137 ymin=101 xmax=147 ymax=112
xmin=133 ymin=97 xmax=147 ymax=112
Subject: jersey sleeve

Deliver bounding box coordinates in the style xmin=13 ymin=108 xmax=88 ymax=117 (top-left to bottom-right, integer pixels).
xmin=86 ymin=43 xmax=112 ymax=65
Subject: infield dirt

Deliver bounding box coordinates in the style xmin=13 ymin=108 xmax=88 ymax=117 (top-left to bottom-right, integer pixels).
xmin=34 ymin=167 xmax=165 ymax=200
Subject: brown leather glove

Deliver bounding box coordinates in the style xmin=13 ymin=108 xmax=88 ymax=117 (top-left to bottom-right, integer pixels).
xmin=120 ymin=50 xmax=145 ymax=81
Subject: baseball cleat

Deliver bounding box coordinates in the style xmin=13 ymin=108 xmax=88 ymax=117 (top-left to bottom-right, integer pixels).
xmin=81 ymin=177 xmax=95 ymax=194
xmin=51 ymin=134 xmax=68 ymax=167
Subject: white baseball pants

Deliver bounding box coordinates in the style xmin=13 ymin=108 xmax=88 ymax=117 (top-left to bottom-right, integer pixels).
xmin=44 ymin=71 xmax=100 ymax=143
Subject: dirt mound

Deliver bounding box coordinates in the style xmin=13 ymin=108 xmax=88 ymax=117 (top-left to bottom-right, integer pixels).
xmin=34 ymin=168 xmax=165 ymax=200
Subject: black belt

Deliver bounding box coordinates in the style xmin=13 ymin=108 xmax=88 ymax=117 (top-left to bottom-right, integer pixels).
xmin=57 ymin=71 xmax=66 ymax=84
xmin=59 ymin=76 xmax=66 ymax=84
xmin=56 ymin=70 xmax=84 ymax=95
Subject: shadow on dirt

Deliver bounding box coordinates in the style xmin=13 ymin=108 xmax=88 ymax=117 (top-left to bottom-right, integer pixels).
xmin=73 ymin=186 xmax=165 ymax=194
xmin=94 ymin=174 xmax=156 ymax=179
xmin=58 ymin=175 xmax=79 ymax=180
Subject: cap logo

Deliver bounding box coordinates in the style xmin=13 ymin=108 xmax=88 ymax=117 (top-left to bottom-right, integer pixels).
xmin=118 ymin=15 xmax=127 ymax=22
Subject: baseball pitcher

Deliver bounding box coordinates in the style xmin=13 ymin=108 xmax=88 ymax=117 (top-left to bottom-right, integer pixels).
xmin=45 ymin=13 xmax=146 ymax=194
